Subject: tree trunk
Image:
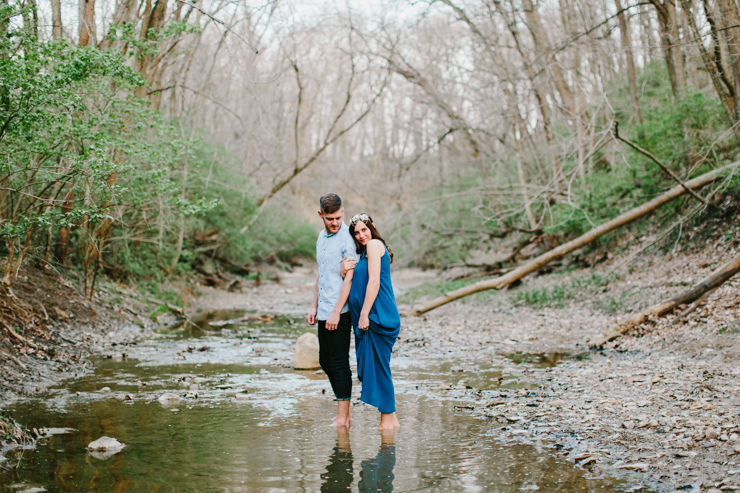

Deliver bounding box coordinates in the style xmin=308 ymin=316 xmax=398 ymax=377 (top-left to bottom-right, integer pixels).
xmin=51 ymin=0 xmax=62 ymax=38
xmin=392 ymin=63 xmax=480 ymax=158
xmin=640 ymin=4 xmax=658 ymax=62
xmin=590 ymin=250 xmax=740 ymax=347
xmin=78 ymin=0 xmax=97 ymax=47
xmin=514 ymin=129 xmax=537 ymax=230
xmin=411 ymin=162 xmax=738 ymax=315
xmin=55 ymin=190 xmax=74 ymax=266
xmin=522 ymin=0 xmax=580 ymax=120
xmin=616 ymin=0 xmax=644 ymax=124
xmin=492 ymin=0 xmax=564 ymax=190
xmin=680 ymin=0 xmax=740 ymax=136
xmin=717 ymin=0 xmax=740 ymax=117
xmin=650 ymin=0 xmax=686 ymax=98
xmin=25 ymin=0 xmax=38 ymax=39
xmin=441 ymin=0 xmax=550 ymax=186
xmin=701 ymin=0 xmax=735 ymax=99
xmin=99 ymin=0 xmax=139 ymax=49
xmin=136 ymin=0 xmax=167 ymax=99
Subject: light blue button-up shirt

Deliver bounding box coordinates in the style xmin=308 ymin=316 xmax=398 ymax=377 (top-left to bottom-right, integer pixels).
xmin=316 ymin=222 xmax=359 ymax=321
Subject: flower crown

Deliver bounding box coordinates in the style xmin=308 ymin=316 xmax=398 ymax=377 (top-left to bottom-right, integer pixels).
xmin=350 ymin=212 xmax=371 ymax=226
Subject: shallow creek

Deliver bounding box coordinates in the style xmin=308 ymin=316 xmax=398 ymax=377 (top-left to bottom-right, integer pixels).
xmin=1 ymin=312 xmax=635 ymax=492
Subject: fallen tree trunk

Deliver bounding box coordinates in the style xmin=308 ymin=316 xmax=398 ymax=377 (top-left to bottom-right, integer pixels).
xmin=411 ymin=163 xmax=738 ymax=316
xmin=590 ymin=250 xmax=740 ymax=348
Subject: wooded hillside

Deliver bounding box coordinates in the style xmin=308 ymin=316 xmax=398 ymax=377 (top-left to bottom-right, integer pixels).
xmin=2 ymin=0 xmax=740 ymax=292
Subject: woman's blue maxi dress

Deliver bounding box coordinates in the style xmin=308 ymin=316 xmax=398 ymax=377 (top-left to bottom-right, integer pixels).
xmin=348 ymin=246 xmax=401 ymax=414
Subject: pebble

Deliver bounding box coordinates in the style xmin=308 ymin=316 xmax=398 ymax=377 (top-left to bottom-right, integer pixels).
xmin=99 ymin=387 xmax=111 ymax=393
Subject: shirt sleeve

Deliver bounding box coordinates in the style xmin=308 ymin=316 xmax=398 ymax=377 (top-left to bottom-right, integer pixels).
xmin=343 ymin=231 xmax=359 ymax=261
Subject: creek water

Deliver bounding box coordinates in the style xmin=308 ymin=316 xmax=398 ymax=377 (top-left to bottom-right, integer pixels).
xmin=1 ymin=312 xmax=632 ymax=492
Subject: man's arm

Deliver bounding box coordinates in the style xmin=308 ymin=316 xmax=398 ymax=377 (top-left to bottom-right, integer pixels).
xmin=307 ymin=273 xmax=319 ymax=325
xmin=325 ymin=269 xmax=353 ymax=330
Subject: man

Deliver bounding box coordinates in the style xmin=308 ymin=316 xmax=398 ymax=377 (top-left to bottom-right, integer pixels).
xmin=307 ymin=193 xmax=358 ymax=428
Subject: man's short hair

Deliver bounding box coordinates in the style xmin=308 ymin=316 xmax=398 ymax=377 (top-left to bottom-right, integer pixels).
xmin=319 ymin=193 xmax=342 ymax=214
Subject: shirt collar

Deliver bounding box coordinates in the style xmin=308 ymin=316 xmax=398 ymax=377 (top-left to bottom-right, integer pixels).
xmin=324 ymin=222 xmax=345 ymax=238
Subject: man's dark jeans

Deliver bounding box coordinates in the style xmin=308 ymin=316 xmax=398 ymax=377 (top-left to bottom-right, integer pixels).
xmin=318 ymin=311 xmax=352 ymax=399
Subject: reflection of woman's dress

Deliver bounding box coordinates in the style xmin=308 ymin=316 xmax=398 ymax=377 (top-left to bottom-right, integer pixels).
xmin=359 ymin=444 xmax=396 ymax=492
xmin=348 ymin=247 xmax=401 ymax=413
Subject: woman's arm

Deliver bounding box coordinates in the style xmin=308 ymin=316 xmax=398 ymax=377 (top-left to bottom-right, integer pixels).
xmin=358 ymin=240 xmax=384 ymax=330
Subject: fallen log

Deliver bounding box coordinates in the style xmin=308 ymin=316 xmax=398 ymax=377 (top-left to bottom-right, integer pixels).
xmin=411 ymin=163 xmax=738 ymax=316
xmin=590 ymin=250 xmax=740 ymax=348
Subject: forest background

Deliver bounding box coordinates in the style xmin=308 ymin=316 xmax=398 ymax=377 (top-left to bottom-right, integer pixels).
xmin=2 ymin=0 xmax=740 ymax=307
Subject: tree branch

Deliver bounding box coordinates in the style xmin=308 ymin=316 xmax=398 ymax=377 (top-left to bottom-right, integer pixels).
xmin=613 ymin=122 xmax=708 ymax=205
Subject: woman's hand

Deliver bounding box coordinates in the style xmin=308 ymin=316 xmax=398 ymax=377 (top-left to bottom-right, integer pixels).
xmin=340 ymin=257 xmax=356 ymax=278
xmin=358 ymin=313 xmax=370 ymax=331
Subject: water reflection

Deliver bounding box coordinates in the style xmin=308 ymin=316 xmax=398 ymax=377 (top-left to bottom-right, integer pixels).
xmin=0 ymin=315 xmax=635 ymax=492
xmin=321 ymin=427 xmax=354 ymax=492
xmin=502 ymin=351 xmax=590 ymax=368
xmin=321 ymin=428 xmax=397 ymax=493
xmin=359 ymin=429 xmax=396 ymax=493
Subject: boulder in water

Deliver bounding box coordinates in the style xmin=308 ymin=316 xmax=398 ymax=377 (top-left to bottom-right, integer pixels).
xmin=88 ymin=436 xmax=125 ymax=451
xmin=158 ymin=393 xmax=181 ymax=404
xmin=294 ymin=333 xmax=321 ymax=370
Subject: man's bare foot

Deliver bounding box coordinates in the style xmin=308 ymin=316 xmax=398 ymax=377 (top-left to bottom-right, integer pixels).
xmin=331 ymin=400 xmax=351 ymax=428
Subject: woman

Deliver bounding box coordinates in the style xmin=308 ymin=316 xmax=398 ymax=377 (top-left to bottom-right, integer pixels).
xmin=343 ymin=212 xmax=401 ymax=430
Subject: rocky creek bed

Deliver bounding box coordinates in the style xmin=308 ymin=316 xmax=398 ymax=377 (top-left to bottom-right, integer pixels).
xmin=1 ymin=250 xmax=739 ymax=491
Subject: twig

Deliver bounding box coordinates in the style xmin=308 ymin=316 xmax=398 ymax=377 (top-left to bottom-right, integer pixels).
xmin=613 ymin=122 xmax=709 ymax=205
xmin=673 ymin=286 xmax=720 ymax=323
xmin=0 ymin=319 xmax=38 ymax=349
xmin=1 ymin=351 xmax=27 ymax=371
xmin=604 ymin=204 xmax=704 ymax=277
xmin=173 ymin=0 xmax=258 ymax=54
xmin=37 ymin=301 xmax=49 ymax=321
xmin=455 ymin=269 xmax=508 ymax=281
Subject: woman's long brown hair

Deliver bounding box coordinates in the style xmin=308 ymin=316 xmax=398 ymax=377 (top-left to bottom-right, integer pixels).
xmin=349 ymin=214 xmax=394 ymax=263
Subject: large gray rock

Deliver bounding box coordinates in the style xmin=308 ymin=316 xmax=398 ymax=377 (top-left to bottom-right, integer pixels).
xmin=158 ymin=393 xmax=181 ymax=404
xmin=88 ymin=436 xmax=125 ymax=460
xmin=88 ymin=436 xmax=125 ymax=451
xmin=294 ymin=333 xmax=321 ymax=370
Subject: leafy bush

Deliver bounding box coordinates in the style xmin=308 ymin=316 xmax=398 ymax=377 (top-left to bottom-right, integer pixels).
xmin=0 ymin=8 xmax=316 ymax=290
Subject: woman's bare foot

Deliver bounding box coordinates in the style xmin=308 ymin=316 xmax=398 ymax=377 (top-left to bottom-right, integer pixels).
xmin=378 ymin=412 xmax=399 ymax=430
